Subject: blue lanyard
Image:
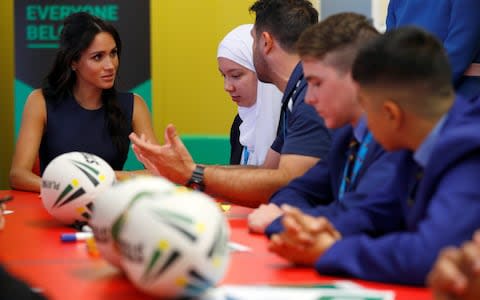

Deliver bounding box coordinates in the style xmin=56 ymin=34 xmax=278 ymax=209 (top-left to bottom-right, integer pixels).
xmin=338 ymin=132 xmax=373 ymax=200
xmin=242 ymin=147 xmax=250 ymax=165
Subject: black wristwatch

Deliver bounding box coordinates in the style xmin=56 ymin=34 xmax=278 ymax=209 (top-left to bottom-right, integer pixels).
xmin=186 ymin=165 xmax=206 ymax=191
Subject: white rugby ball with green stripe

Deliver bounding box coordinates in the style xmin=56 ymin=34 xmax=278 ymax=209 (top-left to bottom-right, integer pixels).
xmin=118 ymin=189 xmax=230 ymax=298
xmin=40 ymin=152 xmax=115 ymax=226
xmin=90 ymin=176 xmax=176 ymax=268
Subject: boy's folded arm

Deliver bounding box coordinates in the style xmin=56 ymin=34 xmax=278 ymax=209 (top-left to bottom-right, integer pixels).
xmin=316 ymin=155 xmax=480 ymax=285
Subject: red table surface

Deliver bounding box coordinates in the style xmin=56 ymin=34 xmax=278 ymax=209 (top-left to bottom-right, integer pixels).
xmin=0 ymin=191 xmax=432 ymax=300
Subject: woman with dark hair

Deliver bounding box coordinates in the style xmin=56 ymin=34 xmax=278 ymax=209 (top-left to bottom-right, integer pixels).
xmin=9 ymin=12 xmax=157 ymax=192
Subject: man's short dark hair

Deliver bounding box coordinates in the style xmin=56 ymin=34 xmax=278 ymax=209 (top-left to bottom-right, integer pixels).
xmin=249 ymin=0 xmax=318 ymax=53
xmin=353 ymin=26 xmax=452 ymax=90
xmin=353 ymin=26 xmax=454 ymax=118
xmin=297 ymin=12 xmax=379 ymax=73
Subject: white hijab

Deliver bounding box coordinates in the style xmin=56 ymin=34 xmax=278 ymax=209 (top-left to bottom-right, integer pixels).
xmin=217 ymin=24 xmax=282 ymax=165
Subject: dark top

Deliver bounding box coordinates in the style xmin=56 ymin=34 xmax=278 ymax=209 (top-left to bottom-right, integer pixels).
xmin=39 ymin=92 xmax=134 ymax=173
xmin=0 ymin=265 xmax=47 ymax=299
xmin=271 ymin=63 xmax=331 ymax=158
xmin=229 ymin=114 xmax=243 ymax=165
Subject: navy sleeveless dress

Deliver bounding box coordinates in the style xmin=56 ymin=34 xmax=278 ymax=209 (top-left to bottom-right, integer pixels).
xmin=39 ymin=92 xmax=134 ymax=174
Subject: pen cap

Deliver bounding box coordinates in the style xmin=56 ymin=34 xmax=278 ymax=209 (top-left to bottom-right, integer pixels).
xmin=60 ymin=233 xmax=77 ymax=242
xmin=60 ymin=232 xmax=93 ymax=242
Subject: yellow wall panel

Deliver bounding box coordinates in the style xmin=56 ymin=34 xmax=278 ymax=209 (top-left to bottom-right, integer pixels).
xmin=0 ymin=0 xmax=14 ymax=189
xmin=151 ymin=1 xmax=255 ymax=139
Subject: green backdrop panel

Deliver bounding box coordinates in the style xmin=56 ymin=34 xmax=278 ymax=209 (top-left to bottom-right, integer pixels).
xmin=181 ymin=135 xmax=230 ymax=165
xmin=123 ymin=79 xmax=152 ymax=171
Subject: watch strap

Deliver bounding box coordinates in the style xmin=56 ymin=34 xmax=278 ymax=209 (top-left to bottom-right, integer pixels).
xmin=186 ymin=165 xmax=206 ymax=191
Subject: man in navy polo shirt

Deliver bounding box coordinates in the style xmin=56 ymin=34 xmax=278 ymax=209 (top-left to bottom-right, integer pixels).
xmin=130 ymin=0 xmax=331 ymax=208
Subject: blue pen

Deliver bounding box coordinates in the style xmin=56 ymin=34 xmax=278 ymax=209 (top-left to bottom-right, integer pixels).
xmin=60 ymin=232 xmax=93 ymax=242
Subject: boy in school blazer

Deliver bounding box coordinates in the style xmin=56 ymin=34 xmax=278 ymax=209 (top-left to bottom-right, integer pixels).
xmin=268 ymin=27 xmax=480 ymax=286
xmin=248 ymin=13 xmax=408 ymax=236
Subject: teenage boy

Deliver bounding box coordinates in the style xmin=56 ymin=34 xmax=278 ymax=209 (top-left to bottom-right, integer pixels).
xmin=269 ymin=26 xmax=480 ymax=286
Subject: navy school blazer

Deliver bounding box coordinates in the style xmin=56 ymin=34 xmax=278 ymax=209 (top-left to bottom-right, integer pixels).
xmin=316 ymin=97 xmax=480 ymax=285
xmin=265 ymin=124 xmax=408 ymax=237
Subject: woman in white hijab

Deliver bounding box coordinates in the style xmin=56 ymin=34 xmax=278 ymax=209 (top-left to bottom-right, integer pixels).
xmin=217 ymin=24 xmax=282 ymax=166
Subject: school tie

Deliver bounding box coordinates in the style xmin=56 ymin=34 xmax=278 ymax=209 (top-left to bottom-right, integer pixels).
xmin=344 ymin=137 xmax=360 ymax=190
xmin=407 ymin=164 xmax=424 ymax=207
xmin=338 ymin=136 xmax=360 ymax=201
